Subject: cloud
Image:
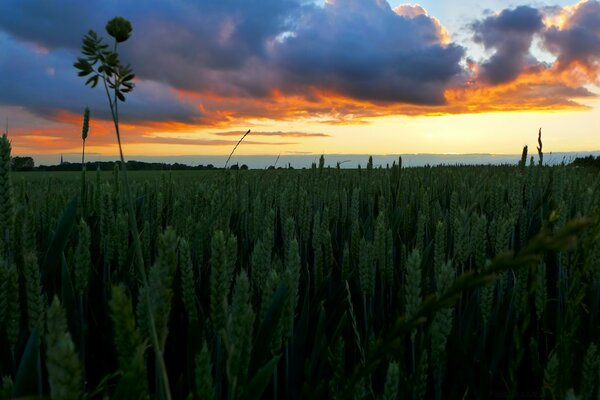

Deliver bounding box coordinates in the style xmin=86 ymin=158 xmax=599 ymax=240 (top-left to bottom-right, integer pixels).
xmin=472 ymin=6 xmax=544 ymax=84
xmin=1 ymin=0 xmax=600 ymax=142
xmin=137 ymin=136 xmax=297 ymax=146
xmin=272 ymin=0 xmax=465 ymax=104
xmin=459 ymin=1 xmax=600 ymax=114
xmin=543 ymin=0 xmax=600 ymax=76
xmin=8 ymin=126 xmax=298 ymax=154
xmin=444 ymin=71 xmax=595 ymax=114
xmin=0 ymin=32 xmax=203 ymax=124
xmin=213 ymin=131 xmax=330 ymax=138
xmin=0 ymin=0 xmax=465 ymax=109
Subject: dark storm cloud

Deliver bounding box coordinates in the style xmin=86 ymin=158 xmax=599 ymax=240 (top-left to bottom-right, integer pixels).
xmin=0 ymin=1 xmax=91 ymax=49
xmin=0 ymin=0 xmax=301 ymax=63
xmin=272 ymin=0 xmax=466 ymax=104
xmin=0 ymin=32 xmax=203 ymax=124
xmin=543 ymin=0 xmax=600 ymax=72
xmin=2 ymin=0 xmax=599 ymax=124
xmin=0 ymin=0 xmax=310 ymax=98
xmin=0 ymin=0 xmax=465 ymax=113
xmin=472 ymin=6 xmax=544 ymax=84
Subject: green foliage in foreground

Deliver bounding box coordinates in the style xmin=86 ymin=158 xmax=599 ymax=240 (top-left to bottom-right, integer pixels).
xmin=1 ymin=160 xmax=600 ymax=399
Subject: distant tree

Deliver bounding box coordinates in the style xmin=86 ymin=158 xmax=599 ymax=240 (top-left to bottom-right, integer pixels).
xmin=230 ymin=164 xmax=239 ymax=170
xmin=11 ymin=156 xmax=34 ymax=171
xmin=240 ymin=164 xmax=248 ymax=170
xmin=572 ymin=155 xmax=600 ymax=168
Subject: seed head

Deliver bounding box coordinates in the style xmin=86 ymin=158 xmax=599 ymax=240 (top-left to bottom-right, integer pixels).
xmin=81 ymin=107 xmax=90 ymax=141
xmin=106 ymin=17 xmax=132 ymax=43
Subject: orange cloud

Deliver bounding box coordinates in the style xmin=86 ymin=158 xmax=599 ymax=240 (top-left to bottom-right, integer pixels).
xmin=9 ymin=108 xmax=301 ymax=155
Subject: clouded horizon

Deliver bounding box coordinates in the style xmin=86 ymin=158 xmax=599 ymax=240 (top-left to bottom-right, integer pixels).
xmin=2 ymin=0 xmax=600 ymax=158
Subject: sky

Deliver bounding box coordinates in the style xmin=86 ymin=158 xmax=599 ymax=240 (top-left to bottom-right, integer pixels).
xmin=1 ymin=0 xmax=600 ymax=163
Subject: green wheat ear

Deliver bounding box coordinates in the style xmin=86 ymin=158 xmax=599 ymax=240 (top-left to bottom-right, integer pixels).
xmin=328 ymin=337 xmax=344 ymax=396
xmin=341 ymin=242 xmax=350 ymax=281
xmin=210 ymin=230 xmax=237 ymax=335
xmin=179 ymin=239 xmax=198 ymax=321
xmin=195 ymin=340 xmax=216 ymax=400
xmin=23 ymin=251 xmax=44 ymax=333
xmin=431 ymin=261 xmax=455 ymax=393
xmin=283 ymin=238 xmax=301 ymax=338
xmin=382 ymin=361 xmax=400 ymax=400
xmin=74 ymin=219 xmax=91 ymax=296
xmin=138 ymin=227 xmax=178 ymax=346
xmin=434 ymin=220 xmax=447 ymax=273
xmin=1 ymin=376 xmax=13 ymax=399
xmin=358 ymin=238 xmax=374 ymax=298
xmin=414 ymin=349 xmax=428 ymax=400
xmin=45 ymin=296 xmax=82 ymax=400
xmin=250 ymin=238 xmax=270 ymax=297
xmin=259 ymin=269 xmax=285 ymax=352
xmin=115 ymin=212 xmax=129 ymax=272
xmin=373 ymin=211 xmax=391 ymax=278
xmin=225 ymin=270 xmax=255 ymax=396
xmin=110 ymin=285 xmax=145 ymax=369
xmin=580 ymin=343 xmax=599 ymax=399
xmin=404 ymin=250 xmax=422 ymax=320
xmin=110 ymin=285 xmax=148 ymax=398
xmin=543 ymin=351 xmax=559 ymax=399
xmin=3 ymin=262 xmax=19 ymax=350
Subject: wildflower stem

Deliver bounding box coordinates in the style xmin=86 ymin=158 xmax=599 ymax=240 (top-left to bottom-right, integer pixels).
xmin=98 ymin=53 xmax=173 ymax=400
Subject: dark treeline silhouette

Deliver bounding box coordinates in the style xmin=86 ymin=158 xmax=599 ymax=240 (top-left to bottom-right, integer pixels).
xmin=571 ymin=155 xmax=600 ymax=168
xmin=22 ymin=160 xmax=221 ymax=172
xmin=11 ymin=156 xmax=35 ymax=171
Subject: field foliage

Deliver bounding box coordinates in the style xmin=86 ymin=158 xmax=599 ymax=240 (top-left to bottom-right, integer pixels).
xmin=1 ymin=154 xmax=599 ymax=399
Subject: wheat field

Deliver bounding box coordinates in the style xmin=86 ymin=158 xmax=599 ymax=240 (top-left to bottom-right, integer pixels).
xmin=1 ymin=139 xmax=599 ymax=399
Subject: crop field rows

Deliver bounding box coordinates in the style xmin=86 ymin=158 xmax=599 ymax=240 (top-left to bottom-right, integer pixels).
xmin=1 ymin=148 xmax=600 ymax=399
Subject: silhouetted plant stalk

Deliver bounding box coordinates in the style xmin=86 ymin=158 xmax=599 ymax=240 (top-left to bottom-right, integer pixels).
xmin=519 ymin=145 xmax=528 ymax=172
xmin=74 ymin=17 xmax=172 ymax=400
xmin=80 ymin=107 xmax=89 ymax=210
xmin=537 ymin=128 xmax=544 ymax=166
xmin=224 ymin=129 xmax=251 ymax=169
